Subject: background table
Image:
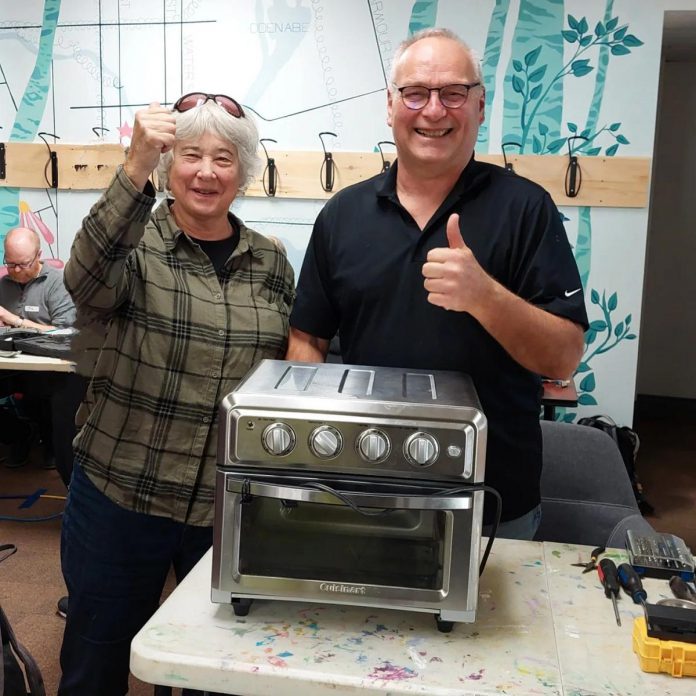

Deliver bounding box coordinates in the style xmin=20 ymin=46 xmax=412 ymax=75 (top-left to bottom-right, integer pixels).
xmin=542 ymin=379 xmax=578 ymax=420
xmin=0 ymin=352 xmax=77 ymax=480
xmin=0 ymin=353 xmax=74 ymax=373
xmin=130 ymin=540 xmax=692 ymax=695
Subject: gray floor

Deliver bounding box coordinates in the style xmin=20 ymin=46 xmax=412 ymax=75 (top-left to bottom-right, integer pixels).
xmin=1 ymin=401 xmax=694 ymax=695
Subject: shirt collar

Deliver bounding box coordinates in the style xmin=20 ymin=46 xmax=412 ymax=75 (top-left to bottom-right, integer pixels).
xmin=376 ymin=155 xmax=491 ymax=235
xmin=376 ymin=154 xmax=489 ymax=201
xmin=154 ymin=200 xmax=263 ymax=259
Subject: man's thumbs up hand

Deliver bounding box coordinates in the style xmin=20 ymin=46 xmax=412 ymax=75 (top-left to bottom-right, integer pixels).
xmin=422 ymin=213 xmax=492 ymax=313
xmin=446 ymin=213 xmax=467 ymax=249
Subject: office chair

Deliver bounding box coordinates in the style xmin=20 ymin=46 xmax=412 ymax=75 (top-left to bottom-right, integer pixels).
xmin=535 ymin=420 xmax=655 ymax=547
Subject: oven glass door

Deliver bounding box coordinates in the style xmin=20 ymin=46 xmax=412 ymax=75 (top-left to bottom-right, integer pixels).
xmin=234 ymin=479 xmax=452 ymax=590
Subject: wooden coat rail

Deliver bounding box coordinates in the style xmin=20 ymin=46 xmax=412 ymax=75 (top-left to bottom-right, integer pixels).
xmin=0 ymin=142 xmax=650 ymax=208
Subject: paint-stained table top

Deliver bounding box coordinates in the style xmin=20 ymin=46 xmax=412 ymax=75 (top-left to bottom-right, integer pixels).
xmin=130 ymin=540 xmax=692 ymax=695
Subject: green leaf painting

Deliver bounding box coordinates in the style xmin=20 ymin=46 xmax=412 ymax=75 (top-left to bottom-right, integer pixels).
xmin=502 ymin=0 xmax=565 ymax=153
xmin=563 ymin=289 xmax=637 ymax=419
xmin=474 ymin=0 xmax=646 ymax=422
xmin=499 ymin=0 xmax=643 ymax=163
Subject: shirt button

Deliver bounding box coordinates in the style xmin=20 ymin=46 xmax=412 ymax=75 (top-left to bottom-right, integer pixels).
xmin=218 ymin=329 xmax=225 ymax=337
xmin=212 ymin=371 xmax=220 ymax=379
xmin=202 ymin=416 xmax=210 ymax=424
xmin=215 ymin=292 xmax=222 ymax=300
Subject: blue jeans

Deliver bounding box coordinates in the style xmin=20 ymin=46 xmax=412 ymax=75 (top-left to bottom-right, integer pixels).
xmin=58 ymin=463 xmax=217 ymax=696
xmin=483 ymin=504 xmax=542 ymax=541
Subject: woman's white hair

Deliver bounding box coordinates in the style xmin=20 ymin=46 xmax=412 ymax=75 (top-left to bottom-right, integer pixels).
xmin=389 ymin=28 xmax=483 ymax=85
xmin=156 ymin=99 xmax=262 ymax=193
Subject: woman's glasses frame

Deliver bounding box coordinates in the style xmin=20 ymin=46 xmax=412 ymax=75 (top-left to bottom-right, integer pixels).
xmin=172 ymin=93 xmax=245 ymax=119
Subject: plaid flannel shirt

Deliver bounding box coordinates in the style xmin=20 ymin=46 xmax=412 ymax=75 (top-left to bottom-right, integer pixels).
xmin=64 ymin=167 xmax=295 ymax=525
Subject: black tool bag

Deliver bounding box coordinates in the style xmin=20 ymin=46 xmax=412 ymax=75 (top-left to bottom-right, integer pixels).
xmin=577 ymin=415 xmax=654 ymax=515
xmin=0 ymin=545 xmax=46 ymax=696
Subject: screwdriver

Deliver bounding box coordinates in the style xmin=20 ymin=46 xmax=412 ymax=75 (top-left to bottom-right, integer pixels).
xmin=618 ymin=563 xmax=647 ymax=606
xmin=598 ymin=558 xmax=622 ymax=626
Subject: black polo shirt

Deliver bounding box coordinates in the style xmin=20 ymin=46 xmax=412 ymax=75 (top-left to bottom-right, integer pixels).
xmin=291 ymin=157 xmax=588 ymax=523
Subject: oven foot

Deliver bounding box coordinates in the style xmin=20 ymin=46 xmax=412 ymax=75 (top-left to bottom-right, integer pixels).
xmin=435 ymin=616 xmax=454 ymax=633
xmin=231 ymin=597 xmax=253 ymax=616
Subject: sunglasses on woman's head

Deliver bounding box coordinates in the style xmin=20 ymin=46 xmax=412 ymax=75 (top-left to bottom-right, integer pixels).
xmin=172 ymin=92 xmax=245 ymax=118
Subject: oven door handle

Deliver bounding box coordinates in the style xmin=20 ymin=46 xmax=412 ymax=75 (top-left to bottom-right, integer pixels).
xmin=225 ymin=478 xmax=474 ymax=510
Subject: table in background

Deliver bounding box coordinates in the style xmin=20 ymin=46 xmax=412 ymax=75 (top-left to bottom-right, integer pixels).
xmin=130 ymin=540 xmax=691 ymax=695
xmin=542 ymin=379 xmax=578 ymax=420
xmin=0 ymin=352 xmax=77 ymax=482
xmin=0 ymin=353 xmax=74 ymax=373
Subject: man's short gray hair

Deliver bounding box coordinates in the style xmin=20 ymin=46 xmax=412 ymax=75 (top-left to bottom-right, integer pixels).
xmin=389 ymin=28 xmax=483 ymax=86
xmin=157 ymin=100 xmax=262 ymax=193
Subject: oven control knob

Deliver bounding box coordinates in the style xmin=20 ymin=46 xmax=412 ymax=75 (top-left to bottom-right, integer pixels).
xmin=309 ymin=425 xmax=343 ymax=459
xmin=357 ymin=429 xmax=391 ymax=463
xmin=404 ymin=432 xmax=439 ymax=467
xmin=261 ymin=422 xmax=296 ymax=456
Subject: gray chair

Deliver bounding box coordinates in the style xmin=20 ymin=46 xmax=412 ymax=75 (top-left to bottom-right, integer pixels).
xmin=535 ymin=420 xmax=655 ymax=547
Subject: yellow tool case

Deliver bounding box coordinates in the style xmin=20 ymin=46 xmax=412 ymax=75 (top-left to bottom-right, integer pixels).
xmin=633 ymin=617 xmax=696 ymax=677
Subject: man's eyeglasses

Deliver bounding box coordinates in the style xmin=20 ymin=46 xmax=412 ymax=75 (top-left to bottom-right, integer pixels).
xmin=172 ymin=92 xmax=245 ymax=119
xmin=395 ymin=83 xmax=481 ymax=110
xmin=5 ymin=252 xmax=39 ymax=270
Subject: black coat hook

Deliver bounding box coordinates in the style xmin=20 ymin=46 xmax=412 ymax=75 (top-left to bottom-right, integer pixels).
xmin=38 ymin=132 xmax=60 ymax=189
xmin=501 ymin=141 xmax=521 ymax=173
xmin=376 ymin=141 xmax=395 ymax=173
xmin=260 ymin=138 xmax=278 ymax=197
xmin=565 ymin=135 xmax=588 ymax=198
xmin=318 ymin=131 xmax=337 ymax=192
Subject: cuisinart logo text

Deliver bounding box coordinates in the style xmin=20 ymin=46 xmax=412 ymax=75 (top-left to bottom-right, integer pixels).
xmin=320 ymin=582 xmax=367 ymax=595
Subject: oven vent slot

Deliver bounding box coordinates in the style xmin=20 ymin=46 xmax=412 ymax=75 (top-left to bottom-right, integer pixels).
xmin=403 ymin=372 xmax=437 ymax=400
xmin=338 ymin=369 xmax=375 ymax=396
xmin=274 ymin=365 xmax=318 ymax=391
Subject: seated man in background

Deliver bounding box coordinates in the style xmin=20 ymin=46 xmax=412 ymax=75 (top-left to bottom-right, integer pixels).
xmin=0 ymin=226 xmax=75 ymax=331
xmin=0 ymin=226 xmax=76 ymax=472
xmin=287 ymin=28 xmax=588 ymax=540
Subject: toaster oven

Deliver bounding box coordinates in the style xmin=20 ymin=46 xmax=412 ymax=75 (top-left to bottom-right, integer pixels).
xmin=211 ymin=360 xmax=488 ymax=631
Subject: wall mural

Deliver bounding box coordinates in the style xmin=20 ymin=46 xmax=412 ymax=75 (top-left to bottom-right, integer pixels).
xmin=0 ymin=0 xmax=664 ymax=425
xmin=0 ymin=0 xmax=60 ymax=274
xmin=475 ymin=0 xmax=645 ymax=417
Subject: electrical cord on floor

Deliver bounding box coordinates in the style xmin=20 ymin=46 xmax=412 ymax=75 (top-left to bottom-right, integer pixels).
xmin=0 ymin=513 xmax=63 ymax=521
xmin=0 ymin=492 xmax=66 ymax=521
xmin=0 ymin=494 xmax=66 ymax=501
xmin=0 ymin=543 xmax=17 ymax=563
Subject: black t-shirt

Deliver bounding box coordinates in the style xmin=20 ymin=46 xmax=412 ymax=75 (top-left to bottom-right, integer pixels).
xmin=190 ymin=225 xmax=240 ymax=277
xmin=290 ymin=157 xmax=588 ymax=523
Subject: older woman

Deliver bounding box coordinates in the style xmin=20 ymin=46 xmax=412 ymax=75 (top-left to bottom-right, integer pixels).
xmin=58 ymin=94 xmax=295 ymax=695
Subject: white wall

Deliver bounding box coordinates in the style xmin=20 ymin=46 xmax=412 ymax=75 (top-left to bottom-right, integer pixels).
xmin=0 ymin=0 xmax=670 ymax=424
xmin=637 ymin=59 xmax=696 ymax=398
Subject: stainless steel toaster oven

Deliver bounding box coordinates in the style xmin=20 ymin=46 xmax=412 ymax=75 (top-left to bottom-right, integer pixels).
xmin=211 ymin=360 xmax=487 ymax=631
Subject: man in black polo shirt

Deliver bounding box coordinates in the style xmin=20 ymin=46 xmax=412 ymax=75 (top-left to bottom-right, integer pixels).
xmin=287 ymin=28 xmax=588 ymax=538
